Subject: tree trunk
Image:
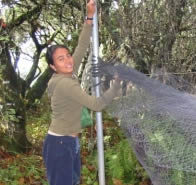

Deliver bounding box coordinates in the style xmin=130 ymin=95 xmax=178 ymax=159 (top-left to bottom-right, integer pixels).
xmin=25 ymin=67 xmax=53 ymax=109
xmin=0 ymin=43 xmax=31 ymax=152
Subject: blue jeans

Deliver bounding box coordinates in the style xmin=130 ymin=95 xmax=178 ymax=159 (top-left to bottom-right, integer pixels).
xmin=43 ymin=134 xmax=81 ymax=185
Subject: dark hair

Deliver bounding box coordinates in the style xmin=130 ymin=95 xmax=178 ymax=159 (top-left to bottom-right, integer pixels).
xmin=46 ymin=45 xmax=69 ymax=65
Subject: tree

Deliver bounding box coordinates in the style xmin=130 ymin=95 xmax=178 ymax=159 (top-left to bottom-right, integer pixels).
xmin=100 ymin=0 xmax=196 ymax=78
xmin=0 ymin=0 xmax=84 ymax=152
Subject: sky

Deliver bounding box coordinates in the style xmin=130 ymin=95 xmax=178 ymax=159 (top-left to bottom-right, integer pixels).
xmin=17 ymin=41 xmax=35 ymax=78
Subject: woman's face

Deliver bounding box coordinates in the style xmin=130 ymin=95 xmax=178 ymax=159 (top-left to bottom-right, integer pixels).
xmin=50 ymin=48 xmax=74 ymax=74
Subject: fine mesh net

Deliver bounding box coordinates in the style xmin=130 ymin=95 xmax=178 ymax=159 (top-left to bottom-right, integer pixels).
xmin=82 ymin=58 xmax=196 ymax=185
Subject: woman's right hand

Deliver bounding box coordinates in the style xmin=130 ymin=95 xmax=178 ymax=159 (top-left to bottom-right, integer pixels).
xmin=114 ymin=73 xmax=121 ymax=84
xmin=87 ymin=0 xmax=96 ymax=18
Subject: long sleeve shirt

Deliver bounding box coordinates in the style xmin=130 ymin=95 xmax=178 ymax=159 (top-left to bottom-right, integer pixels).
xmin=47 ymin=23 xmax=120 ymax=135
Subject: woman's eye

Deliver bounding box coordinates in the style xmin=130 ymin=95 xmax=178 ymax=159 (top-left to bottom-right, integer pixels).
xmin=58 ymin=57 xmax=64 ymax=61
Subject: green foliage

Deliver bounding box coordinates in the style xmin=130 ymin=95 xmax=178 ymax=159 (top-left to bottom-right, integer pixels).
xmin=169 ymin=169 xmax=196 ymax=185
xmin=2 ymin=108 xmax=19 ymax=123
xmin=80 ymin=116 xmax=149 ymax=185
xmin=26 ymin=95 xmax=51 ymax=144
xmin=0 ymin=154 xmax=48 ymax=185
xmin=26 ymin=117 xmax=49 ymax=145
xmin=80 ymin=131 xmax=99 ymax=185
xmin=0 ymin=76 xmax=19 ymax=130
xmin=81 ymin=163 xmax=98 ymax=185
xmin=0 ymin=36 xmax=10 ymax=42
xmin=0 ymin=95 xmax=50 ymax=184
xmin=0 ymin=107 xmax=20 ymax=153
xmin=131 ymin=110 xmax=196 ymax=185
xmin=105 ymin=139 xmax=148 ymax=184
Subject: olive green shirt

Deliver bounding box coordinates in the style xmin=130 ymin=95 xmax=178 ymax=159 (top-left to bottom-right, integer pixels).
xmin=47 ymin=23 xmax=120 ymax=135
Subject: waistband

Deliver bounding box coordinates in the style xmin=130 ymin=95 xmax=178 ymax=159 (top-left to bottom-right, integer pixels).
xmin=48 ymin=130 xmax=79 ymax=137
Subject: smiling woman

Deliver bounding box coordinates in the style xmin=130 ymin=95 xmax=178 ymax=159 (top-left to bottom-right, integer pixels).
xmin=46 ymin=46 xmax=74 ymax=74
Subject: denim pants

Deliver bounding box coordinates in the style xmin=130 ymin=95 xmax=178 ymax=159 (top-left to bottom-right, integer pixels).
xmin=43 ymin=134 xmax=81 ymax=185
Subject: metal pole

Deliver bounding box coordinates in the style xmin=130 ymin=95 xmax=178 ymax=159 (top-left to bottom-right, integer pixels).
xmin=91 ymin=1 xmax=106 ymax=185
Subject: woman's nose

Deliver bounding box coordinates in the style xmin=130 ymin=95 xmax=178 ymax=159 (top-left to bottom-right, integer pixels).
xmin=68 ymin=57 xmax=73 ymax=63
xmin=65 ymin=57 xmax=72 ymax=64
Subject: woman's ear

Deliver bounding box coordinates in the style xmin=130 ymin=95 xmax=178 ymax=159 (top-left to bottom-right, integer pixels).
xmin=49 ymin=64 xmax=56 ymax=72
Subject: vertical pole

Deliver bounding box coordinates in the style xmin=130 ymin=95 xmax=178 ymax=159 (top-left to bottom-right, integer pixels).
xmin=92 ymin=1 xmax=106 ymax=185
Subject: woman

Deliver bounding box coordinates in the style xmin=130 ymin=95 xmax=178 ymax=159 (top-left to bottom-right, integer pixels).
xmin=43 ymin=0 xmax=121 ymax=184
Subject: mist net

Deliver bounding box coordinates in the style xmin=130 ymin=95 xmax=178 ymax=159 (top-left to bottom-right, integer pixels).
xmin=82 ymin=58 xmax=196 ymax=185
